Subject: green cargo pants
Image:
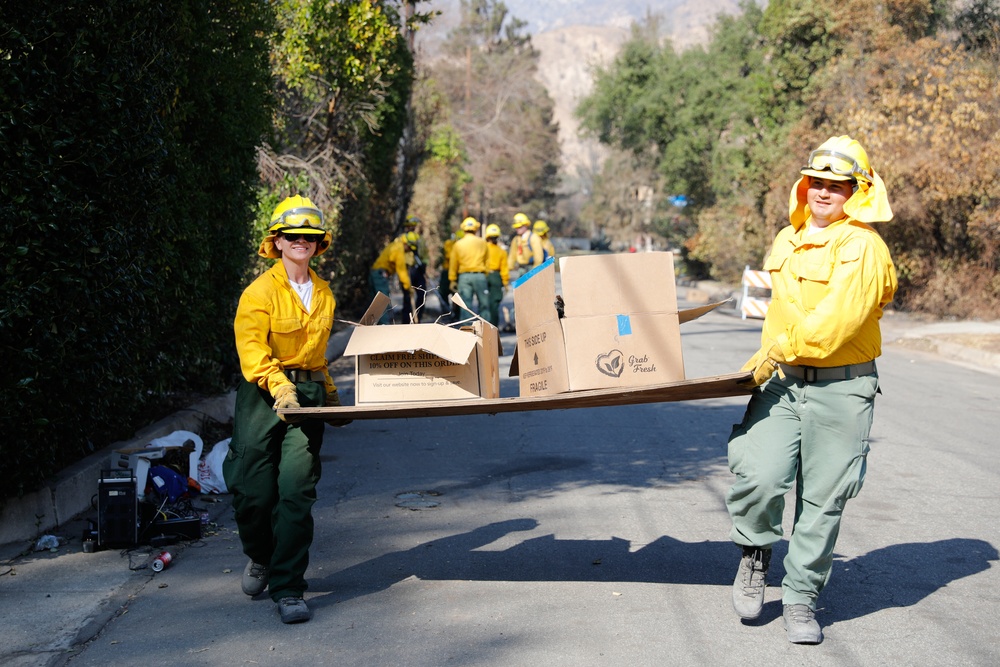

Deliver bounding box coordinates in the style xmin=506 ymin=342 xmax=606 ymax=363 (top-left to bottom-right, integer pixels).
xmin=485 ymin=271 xmax=504 ymax=327
xmin=457 ymin=272 xmax=488 ymax=321
xmin=369 ymin=268 xmax=392 ymax=324
xmin=224 ymin=379 xmax=326 ymax=602
xmin=726 ymin=370 xmax=878 ymax=608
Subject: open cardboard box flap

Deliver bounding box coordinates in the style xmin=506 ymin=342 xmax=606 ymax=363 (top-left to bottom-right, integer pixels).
xmin=344 ymin=322 xmax=478 ymax=365
xmin=343 ymin=293 xmax=501 ymax=403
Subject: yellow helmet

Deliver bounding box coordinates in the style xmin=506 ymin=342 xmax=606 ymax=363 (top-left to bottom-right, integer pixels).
xmin=800 ymin=136 xmax=873 ymax=184
xmin=485 ymin=223 xmax=501 ymax=239
xmin=512 ymin=212 xmax=531 ymax=229
xmin=268 ymin=195 xmax=326 ymax=235
xmin=404 ymin=214 xmax=421 ymax=228
xmin=790 ymin=135 xmax=893 ymax=226
xmin=460 ymin=216 xmax=480 ymax=232
xmin=532 ymin=220 xmax=550 ymax=235
xmin=403 ymin=230 xmax=419 ymax=248
xmin=259 ymin=195 xmax=332 ymax=258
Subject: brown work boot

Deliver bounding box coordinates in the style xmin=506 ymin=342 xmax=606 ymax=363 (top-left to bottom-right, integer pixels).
xmin=732 ymin=545 xmax=771 ymax=619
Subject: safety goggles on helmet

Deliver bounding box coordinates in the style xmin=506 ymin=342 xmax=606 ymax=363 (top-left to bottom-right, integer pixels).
xmin=272 ymin=206 xmax=325 ymax=230
xmin=802 ymin=150 xmax=871 ymax=183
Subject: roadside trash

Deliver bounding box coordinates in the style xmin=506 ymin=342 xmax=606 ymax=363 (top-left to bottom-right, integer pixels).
xmin=151 ymin=550 xmax=173 ymax=572
xmin=197 ymin=438 xmax=230 ymax=494
xmin=34 ymin=535 xmax=62 ymax=551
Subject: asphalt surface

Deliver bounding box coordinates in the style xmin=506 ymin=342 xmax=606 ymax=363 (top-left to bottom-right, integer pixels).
xmin=2 ymin=292 xmax=999 ymax=667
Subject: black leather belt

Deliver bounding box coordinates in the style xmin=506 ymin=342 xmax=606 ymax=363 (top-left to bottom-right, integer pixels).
xmin=779 ymin=361 xmax=876 ymax=382
xmin=285 ymin=369 xmax=325 ymax=383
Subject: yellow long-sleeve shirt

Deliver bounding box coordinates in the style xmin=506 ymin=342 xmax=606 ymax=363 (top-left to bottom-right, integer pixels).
xmin=449 ymin=234 xmax=489 ymax=281
xmin=486 ymin=242 xmax=510 ymax=286
xmin=372 ymin=238 xmax=412 ymax=291
xmin=234 ymin=262 xmax=336 ymax=396
xmin=762 ymin=215 xmax=897 ymax=367
xmin=540 ymin=236 xmax=556 ymax=262
xmin=442 ymin=238 xmax=455 ymax=273
xmin=509 ymin=231 xmax=544 ymax=269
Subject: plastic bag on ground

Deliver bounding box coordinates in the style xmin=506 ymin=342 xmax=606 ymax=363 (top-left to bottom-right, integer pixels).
xmin=198 ymin=438 xmax=230 ymax=494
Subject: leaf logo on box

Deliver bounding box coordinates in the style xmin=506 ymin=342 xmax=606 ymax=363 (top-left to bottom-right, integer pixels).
xmin=595 ymin=349 xmax=625 ymax=378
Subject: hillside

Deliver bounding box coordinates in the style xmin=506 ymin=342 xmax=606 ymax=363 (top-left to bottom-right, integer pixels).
xmin=415 ymin=0 xmax=743 ymax=182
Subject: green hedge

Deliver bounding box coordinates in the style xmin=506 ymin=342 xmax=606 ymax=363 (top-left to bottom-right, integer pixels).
xmin=0 ymin=1 xmax=273 ymax=499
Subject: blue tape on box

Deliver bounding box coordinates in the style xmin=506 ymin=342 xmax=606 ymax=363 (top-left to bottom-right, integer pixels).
xmin=512 ymin=257 xmax=556 ymax=289
xmin=617 ymin=314 xmax=632 ymax=336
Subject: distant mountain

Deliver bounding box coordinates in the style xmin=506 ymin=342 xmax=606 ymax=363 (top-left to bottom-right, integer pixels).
xmin=417 ymin=0 xmax=739 ymax=47
xmin=415 ymin=0 xmax=742 ymax=184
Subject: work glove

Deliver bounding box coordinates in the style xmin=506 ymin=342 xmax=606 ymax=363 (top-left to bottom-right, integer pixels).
xmin=738 ymin=340 xmax=784 ymax=388
xmin=323 ymin=389 xmax=353 ymax=428
xmin=449 ymin=280 xmax=458 ymax=293
xmin=272 ymin=383 xmax=305 ymax=424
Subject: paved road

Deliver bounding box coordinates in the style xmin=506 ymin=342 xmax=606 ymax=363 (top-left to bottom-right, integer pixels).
xmin=3 ymin=307 xmax=998 ymax=667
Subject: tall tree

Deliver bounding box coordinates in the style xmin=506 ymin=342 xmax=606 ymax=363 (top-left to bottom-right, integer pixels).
xmin=261 ymin=0 xmax=417 ymax=310
xmin=422 ymin=0 xmax=560 ymax=227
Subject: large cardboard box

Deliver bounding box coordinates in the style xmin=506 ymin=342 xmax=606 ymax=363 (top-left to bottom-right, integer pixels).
xmin=344 ymin=294 xmax=501 ymax=404
xmin=513 ymin=252 xmax=722 ymax=397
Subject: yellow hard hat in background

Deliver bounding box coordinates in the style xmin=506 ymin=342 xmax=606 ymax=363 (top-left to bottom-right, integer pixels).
xmin=512 ymin=212 xmax=531 ymax=229
xmin=533 ymin=220 xmax=550 ymax=235
xmin=404 ymin=214 xmax=421 ymax=228
xmin=485 ymin=223 xmax=501 ymax=238
xmin=460 ymin=216 xmax=481 ymax=232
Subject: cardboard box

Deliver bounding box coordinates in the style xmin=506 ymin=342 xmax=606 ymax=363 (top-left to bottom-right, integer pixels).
xmin=344 ymin=293 xmax=501 ymax=404
xmin=512 ymin=253 xmax=724 ymax=397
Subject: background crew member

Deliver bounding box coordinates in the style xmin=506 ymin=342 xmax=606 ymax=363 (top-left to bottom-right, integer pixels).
xmin=533 ymin=219 xmax=556 ymax=263
xmin=401 ymin=215 xmax=428 ymax=323
xmin=369 ymin=231 xmax=417 ymax=324
xmin=508 ymin=212 xmax=544 ymax=279
xmin=484 ymin=223 xmax=509 ymax=327
xmin=448 ymin=216 xmax=489 ymax=321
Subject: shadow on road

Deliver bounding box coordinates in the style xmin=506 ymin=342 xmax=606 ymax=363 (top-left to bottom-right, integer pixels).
xmin=309 ymin=521 xmax=997 ymax=625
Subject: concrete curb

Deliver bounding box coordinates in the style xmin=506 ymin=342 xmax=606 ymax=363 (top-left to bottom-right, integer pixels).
xmin=0 ymin=392 xmax=235 ymax=547
xmin=1 ymin=327 xmax=358 ymax=547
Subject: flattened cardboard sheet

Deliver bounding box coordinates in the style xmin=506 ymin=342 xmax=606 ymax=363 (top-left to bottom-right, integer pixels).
xmin=281 ymin=372 xmax=753 ymax=420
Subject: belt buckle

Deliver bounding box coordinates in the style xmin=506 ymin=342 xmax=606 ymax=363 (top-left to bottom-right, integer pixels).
xmin=803 ymin=367 xmax=818 ymax=383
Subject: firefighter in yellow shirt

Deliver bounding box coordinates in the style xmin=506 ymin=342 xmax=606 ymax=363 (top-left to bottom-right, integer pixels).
xmin=726 ymin=136 xmax=897 ymax=645
xmin=533 ymin=219 xmax=556 ymax=263
xmin=484 ymin=223 xmax=509 ymax=327
xmin=401 ymin=215 xmax=428 ymax=323
xmin=370 ymin=232 xmax=418 ymax=324
xmin=508 ymin=212 xmax=544 ymax=279
xmin=226 ymin=195 xmax=344 ymax=625
xmin=448 ymin=217 xmax=489 ymax=320
xmin=440 ymin=228 xmax=462 ymax=320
